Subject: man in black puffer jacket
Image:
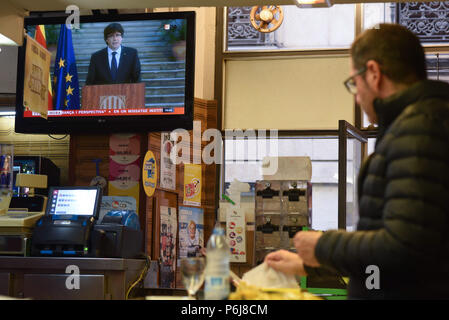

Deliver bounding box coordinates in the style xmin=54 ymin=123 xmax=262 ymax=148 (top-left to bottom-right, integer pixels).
xmin=265 ymin=24 xmax=449 ymax=299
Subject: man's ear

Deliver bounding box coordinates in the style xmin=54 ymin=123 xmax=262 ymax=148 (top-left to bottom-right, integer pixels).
xmin=365 ymin=60 xmax=382 ymax=94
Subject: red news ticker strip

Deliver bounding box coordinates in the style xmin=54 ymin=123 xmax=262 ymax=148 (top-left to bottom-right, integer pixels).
xmin=24 ymin=107 xmax=185 ymax=117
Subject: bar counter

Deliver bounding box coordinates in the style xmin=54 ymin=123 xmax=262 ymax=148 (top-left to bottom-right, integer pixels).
xmin=0 ymin=256 xmax=147 ymax=300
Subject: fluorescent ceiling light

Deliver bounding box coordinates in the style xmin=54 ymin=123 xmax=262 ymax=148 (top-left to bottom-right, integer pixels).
xmin=294 ymin=0 xmax=333 ymax=8
xmin=0 ymin=33 xmax=18 ymax=46
xmin=0 ymin=111 xmax=16 ymax=116
xmin=0 ymin=105 xmax=16 ymax=116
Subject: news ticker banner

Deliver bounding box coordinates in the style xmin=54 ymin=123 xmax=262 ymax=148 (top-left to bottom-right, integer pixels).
xmin=108 ymin=134 xmax=141 ymax=214
xmin=23 ymin=34 xmax=51 ymax=119
xmin=23 ymin=107 xmax=185 ymax=117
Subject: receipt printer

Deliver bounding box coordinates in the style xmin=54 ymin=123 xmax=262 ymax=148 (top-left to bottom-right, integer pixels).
xmin=91 ymin=210 xmax=143 ymax=259
xmin=31 ymin=186 xmax=102 ymax=257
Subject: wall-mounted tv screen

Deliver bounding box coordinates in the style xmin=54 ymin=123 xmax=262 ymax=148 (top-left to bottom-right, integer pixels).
xmin=15 ymin=11 xmax=195 ymax=134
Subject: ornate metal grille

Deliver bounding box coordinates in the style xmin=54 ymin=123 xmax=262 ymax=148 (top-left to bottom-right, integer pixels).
xmin=227 ymin=7 xmax=275 ymax=47
xmin=397 ymin=1 xmax=449 ymax=43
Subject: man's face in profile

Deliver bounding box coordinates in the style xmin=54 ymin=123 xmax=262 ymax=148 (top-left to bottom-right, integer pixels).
xmin=350 ymin=61 xmax=378 ymax=124
xmin=106 ymin=32 xmax=122 ymax=51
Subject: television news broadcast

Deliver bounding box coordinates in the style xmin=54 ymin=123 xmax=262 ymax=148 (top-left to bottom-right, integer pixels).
xmin=16 ymin=11 xmax=195 ymax=134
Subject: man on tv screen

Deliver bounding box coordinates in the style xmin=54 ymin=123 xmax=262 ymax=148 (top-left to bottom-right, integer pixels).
xmin=85 ymin=23 xmax=141 ymax=85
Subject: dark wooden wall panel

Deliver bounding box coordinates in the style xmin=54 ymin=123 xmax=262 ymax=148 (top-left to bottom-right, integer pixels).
xmin=69 ymin=133 xmax=147 ymax=249
xmin=69 ymin=98 xmax=219 ymax=281
xmin=145 ymin=98 xmax=218 ymax=288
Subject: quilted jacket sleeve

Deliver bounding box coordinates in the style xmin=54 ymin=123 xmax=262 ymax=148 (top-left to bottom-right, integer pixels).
xmin=313 ymin=101 xmax=449 ymax=278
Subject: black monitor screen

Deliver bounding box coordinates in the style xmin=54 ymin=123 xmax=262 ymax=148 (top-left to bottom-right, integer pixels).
xmin=15 ymin=11 xmax=195 ymax=134
xmin=47 ymin=187 xmax=101 ymax=217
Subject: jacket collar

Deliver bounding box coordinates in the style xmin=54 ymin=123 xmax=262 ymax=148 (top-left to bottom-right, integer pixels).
xmin=373 ymin=80 xmax=449 ymax=142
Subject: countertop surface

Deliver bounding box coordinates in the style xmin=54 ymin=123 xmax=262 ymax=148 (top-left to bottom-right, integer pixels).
xmin=0 ymin=256 xmax=147 ymax=270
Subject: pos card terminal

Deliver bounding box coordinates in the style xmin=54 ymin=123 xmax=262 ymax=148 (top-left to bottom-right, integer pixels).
xmin=31 ymin=186 xmax=102 ymax=257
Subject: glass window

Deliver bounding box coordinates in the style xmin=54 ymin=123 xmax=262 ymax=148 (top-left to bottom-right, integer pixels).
xmin=345 ymin=138 xmax=363 ymax=231
xmin=227 ymin=5 xmax=356 ymax=51
xmin=362 ymin=112 xmax=377 ymax=129
xmin=363 ymin=2 xmax=449 ymax=46
xmin=362 ymin=2 xmax=396 ymax=30
xmin=224 ymin=136 xmax=339 ymax=231
xmin=362 ymin=53 xmax=449 ymax=128
xmin=397 ymin=2 xmax=449 ymax=45
xmin=427 ymin=53 xmax=449 ymax=82
xmin=367 ymin=137 xmax=376 ymax=156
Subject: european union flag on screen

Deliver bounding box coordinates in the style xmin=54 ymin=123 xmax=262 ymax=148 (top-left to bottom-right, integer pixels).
xmin=53 ymin=24 xmax=80 ymax=110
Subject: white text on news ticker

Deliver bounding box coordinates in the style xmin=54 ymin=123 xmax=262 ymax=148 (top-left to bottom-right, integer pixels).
xmin=180 ymin=304 xmax=268 ymax=317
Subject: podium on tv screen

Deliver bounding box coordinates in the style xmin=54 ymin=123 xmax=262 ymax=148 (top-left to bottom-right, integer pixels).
xmin=81 ymin=83 xmax=145 ymax=110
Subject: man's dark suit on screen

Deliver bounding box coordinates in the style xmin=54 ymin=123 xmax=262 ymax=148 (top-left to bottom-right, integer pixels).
xmin=85 ymin=46 xmax=141 ymax=85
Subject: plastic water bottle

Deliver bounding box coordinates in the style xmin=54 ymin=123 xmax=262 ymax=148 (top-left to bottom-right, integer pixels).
xmin=204 ymin=222 xmax=230 ymax=300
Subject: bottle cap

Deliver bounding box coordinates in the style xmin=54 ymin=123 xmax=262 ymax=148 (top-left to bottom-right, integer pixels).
xmin=212 ymin=221 xmax=225 ymax=235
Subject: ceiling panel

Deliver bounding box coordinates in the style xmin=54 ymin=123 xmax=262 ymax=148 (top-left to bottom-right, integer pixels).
xmin=6 ymin=0 xmax=404 ymax=13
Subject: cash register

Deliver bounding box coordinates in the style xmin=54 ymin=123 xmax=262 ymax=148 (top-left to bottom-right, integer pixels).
xmin=0 ymin=174 xmax=48 ymax=256
xmin=31 ymin=186 xmax=102 ymax=257
xmin=31 ymin=186 xmax=143 ymax=258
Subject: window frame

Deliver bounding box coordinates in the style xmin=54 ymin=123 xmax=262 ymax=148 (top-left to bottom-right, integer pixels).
xmin=220 ymin=130 xmax=342 ymax=231
xmin=215 ymin=4 xmax=449 ymax=133
xmin=214 ymin=4 xmax=449 ymax=227
xmin=338 ymin=120 xmax=368 ymax=230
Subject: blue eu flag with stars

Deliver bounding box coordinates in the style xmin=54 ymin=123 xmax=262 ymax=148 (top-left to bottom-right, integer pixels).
xmin=53 ymin=24 xmax=80 ymax=110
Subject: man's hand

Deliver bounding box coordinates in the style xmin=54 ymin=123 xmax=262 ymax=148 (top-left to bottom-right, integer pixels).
xmin=293 ymin=231 xmax=322 ymax=267
xmin=264 ymin=249 xmax=307 ymax=276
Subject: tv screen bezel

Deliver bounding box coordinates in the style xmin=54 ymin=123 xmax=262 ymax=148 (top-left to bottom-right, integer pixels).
xmin=15 ymin=11 xmax=195 ymax=134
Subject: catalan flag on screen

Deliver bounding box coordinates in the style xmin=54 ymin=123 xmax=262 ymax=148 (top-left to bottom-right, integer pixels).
xmin=34 ymin=25 xmax=53 ymax=110
xmin=53 ymin=24 xmax=80 ymax=110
